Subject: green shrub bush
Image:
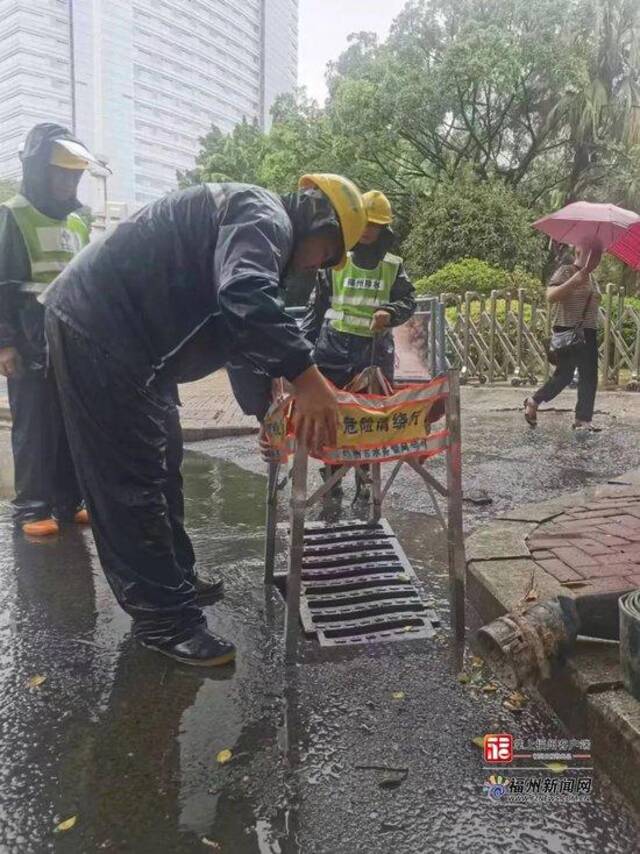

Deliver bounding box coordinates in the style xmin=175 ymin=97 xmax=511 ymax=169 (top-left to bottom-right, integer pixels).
xmin=402 ymin=174 xmax=546 ymax=277
xmin=444 ymin=300 xmax=535 ymax=325
xmin=414 ymin=258 xmax=542 ymax=299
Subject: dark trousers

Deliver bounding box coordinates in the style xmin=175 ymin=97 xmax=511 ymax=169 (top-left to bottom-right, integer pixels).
xmin=8 ymin=369 xmax=81 ymax=523
xmin=533 ymin=327 xmax=599 ymax=422
xmin=45 ymin=312 xmax=203 ymax=646
xmin=314 ymin=323 xmax=395 ymax=388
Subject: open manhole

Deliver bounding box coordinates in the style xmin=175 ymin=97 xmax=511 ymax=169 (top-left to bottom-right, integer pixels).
xmin=275 ymin=519 xmax=439 ymax=647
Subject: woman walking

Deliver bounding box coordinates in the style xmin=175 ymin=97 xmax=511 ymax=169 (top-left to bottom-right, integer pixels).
xmin=524 ymin=244 xmax=602 ymax=431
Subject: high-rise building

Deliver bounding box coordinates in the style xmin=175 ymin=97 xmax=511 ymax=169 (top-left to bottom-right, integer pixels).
xmin=0 ymin=0 xmax=298 ymax=213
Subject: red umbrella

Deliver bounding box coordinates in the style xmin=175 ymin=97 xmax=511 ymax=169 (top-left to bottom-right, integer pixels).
xmin=609 ymin=222 xmax=640 ymax=270
xmin=533 ymin=202 xmax=639 ymax=250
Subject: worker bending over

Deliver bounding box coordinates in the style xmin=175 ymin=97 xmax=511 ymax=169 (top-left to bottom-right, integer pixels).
xmin=42 ymin=174 xmax=366 ymax=667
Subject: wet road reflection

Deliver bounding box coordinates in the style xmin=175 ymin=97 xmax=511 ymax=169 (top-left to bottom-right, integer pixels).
xmin=0 ymin=432 xmax=639 ymax=852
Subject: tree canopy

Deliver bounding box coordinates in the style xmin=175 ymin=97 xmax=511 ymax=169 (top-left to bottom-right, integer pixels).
xmin=182 ymin=0 xmax=640 ymax=283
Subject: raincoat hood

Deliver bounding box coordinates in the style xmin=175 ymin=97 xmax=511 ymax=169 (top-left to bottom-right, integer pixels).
xmin=280 ymin=188 xmax=344 ymax=268
xmin=20 ymin=123 xmax=85 ymax=220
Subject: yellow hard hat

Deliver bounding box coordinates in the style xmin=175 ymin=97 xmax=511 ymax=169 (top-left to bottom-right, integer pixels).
xmin=298 ymin=173 xmax=367 ymax=268
xmin=363 ymin=190 xmax=393 ymax=225
xmin=50 ymin=139 xmax=101 ymax=171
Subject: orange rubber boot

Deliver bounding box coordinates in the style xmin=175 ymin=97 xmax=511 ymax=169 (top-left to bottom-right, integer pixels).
xmin=74 ymin=509 xmax=90 ymax=525
xmin=22 ymin=518 xmax=59 ymax=537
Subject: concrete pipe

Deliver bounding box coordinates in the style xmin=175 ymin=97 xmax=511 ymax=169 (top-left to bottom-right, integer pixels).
xmin=475 ymin=596 xmax=580 ymax=688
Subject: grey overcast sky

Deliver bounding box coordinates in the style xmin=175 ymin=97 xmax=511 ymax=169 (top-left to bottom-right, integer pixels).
xmin=298 ymin=0 xmax=408 ymax=103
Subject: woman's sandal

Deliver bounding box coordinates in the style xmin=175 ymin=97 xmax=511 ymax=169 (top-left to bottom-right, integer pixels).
xmin=523 ymin=398 xmax=538 ymax=428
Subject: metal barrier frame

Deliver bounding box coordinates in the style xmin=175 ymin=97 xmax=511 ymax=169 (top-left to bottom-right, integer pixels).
xmin=263 ymin=368 xmax=465 ymax=665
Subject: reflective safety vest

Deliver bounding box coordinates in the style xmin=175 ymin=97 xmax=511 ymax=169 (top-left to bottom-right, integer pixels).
xmin=2 ymin=194 xmax=89 ymax=289
xmin=326 ymin=252 xmax=401 ymax=338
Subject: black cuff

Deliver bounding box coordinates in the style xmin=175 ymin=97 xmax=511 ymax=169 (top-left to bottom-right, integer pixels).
xmin=281 ymin=351 xmax=314 ymax=383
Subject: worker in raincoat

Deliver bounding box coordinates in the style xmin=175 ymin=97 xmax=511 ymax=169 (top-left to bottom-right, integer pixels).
xmin=42 ymin=174 xmax=367 ymax=667
xmin=0 ymin=123 xmax=102 ymax=536
xmin=301 ymin=191 xmax=417 ymax=499
xmin=301 ymin=190 xmax=416 ymax=386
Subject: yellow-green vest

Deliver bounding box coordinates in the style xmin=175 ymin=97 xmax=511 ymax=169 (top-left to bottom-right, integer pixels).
xmin=327 ymin=252 xmax=401 ymax=338
xmin=2 ymin=194 xmax=89 ymax=287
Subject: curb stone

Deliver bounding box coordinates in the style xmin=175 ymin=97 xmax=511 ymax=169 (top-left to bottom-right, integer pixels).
xmin=465 ymin=521 xmax=537 ymax=562
xmin=587 ymin=690 xmax=640 ymax=811
xmin=182 ymin=423 xmax=258 ymax=441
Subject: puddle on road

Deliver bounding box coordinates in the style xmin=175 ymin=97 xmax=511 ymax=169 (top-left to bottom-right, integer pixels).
xmin=0 ymin=446 xmax=638 ymax=852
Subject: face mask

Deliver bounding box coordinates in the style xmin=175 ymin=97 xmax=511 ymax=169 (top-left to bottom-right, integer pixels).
xmin=351 ymin=227 xmax=394 ymax=269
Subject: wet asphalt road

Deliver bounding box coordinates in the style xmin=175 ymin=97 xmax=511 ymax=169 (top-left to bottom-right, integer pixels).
xmin=2 ymin=398 xmax=640 ymax=853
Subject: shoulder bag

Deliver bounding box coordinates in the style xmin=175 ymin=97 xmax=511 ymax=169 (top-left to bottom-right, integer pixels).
xmin=547 ymin=290 xmax=593 ymax=366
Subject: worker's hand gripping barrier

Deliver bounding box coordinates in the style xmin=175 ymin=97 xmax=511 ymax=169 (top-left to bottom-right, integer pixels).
xmin=263 ymin=368 xmax=466 ymax=669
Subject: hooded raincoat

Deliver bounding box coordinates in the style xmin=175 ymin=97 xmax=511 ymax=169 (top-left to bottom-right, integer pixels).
xmin=43 ymin=182 xmax=337 ymax=647
xmin=0 ymin=123 xmax=88 ymax=523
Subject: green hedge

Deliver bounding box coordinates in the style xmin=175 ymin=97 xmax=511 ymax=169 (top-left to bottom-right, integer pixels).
xmin=415 ymin=258 xmax=542 ymax=299
xmin=444 ymin=299 xmax=535 ymax=325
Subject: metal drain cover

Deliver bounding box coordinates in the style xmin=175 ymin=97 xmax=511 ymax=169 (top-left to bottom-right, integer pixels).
xmin=277 ymin=519 xmax=439 ymax=647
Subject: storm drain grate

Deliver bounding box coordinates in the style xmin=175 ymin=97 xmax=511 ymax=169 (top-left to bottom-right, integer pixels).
xmin=277 ymin=519 xmax=439 ymax=647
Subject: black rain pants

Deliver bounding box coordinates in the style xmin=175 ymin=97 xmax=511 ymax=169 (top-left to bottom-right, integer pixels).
xmin=45 ymin=311 xmax=204 ymax=646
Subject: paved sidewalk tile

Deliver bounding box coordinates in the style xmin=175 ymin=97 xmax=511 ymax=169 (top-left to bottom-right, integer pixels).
xmin=527 ymin=497 xmax=640 ymax=597
xmin=537 ymin=558 xmax=583 ymax=583
xmin=179 ymin=373 xmax=258 ymax=436
xmin=550 ymin=547 xmax=599 ymax=569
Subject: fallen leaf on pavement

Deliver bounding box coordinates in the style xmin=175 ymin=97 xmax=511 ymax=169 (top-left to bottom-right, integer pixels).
xmin=544 ymin=762 xmax=568 ymax=774
xmin=28 ymin=675 xmax=47 ymax=688
xmin=391 ymin=691 xmax=405 ymax=700
xmin=216 ymin=749 xmax=233 ymax=765
xmin=54 ymin=816 xmax=77 ymax=833
xmin=471 ymin=736 xmax=485 ymax=750
xmin=481 ymin=683 xmax=498 ymax=693
xmin=503 ymin=691 xmax=527 ymax=712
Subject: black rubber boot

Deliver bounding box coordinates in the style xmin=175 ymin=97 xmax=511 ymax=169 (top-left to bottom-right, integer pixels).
xmin=144 ymin=627 xmax=236 ymax=667
xmin=192 ymin=574 xmax=224 ymax=605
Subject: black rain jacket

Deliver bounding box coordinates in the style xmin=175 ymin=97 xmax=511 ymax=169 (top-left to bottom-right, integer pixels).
xmin=43 ymin=183 xmax=339 ymax=388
